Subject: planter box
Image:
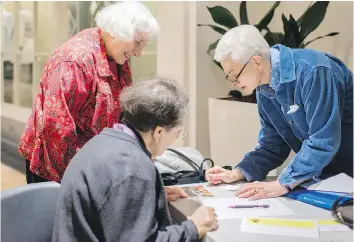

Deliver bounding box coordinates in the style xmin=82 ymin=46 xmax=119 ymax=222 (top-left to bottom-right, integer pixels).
xmin=208 ymin=98 xmax=294 ymax=176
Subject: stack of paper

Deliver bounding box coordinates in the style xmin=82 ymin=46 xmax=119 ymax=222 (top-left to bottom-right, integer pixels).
xmin=318 ymin=220 xmax=351 ymax=232
xmin=240 ymin=217 xmax=319 ymax=238
xmin=308 ymin=173 xmax=353 ymax=193
xmin=240 ymin=218 xmax=351 ymax=238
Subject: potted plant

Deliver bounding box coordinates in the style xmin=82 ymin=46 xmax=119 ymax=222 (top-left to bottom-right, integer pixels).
xmin=198 ymin=1 xmax=339 ymax=173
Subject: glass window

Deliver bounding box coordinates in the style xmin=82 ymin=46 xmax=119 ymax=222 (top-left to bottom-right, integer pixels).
xmin=2 ymin=2 xmax=15 ymax=104
xmin=18 ymin=2 xmax=34 ymax=108
xmin=1 ymin=1 xmax=159 ymax=107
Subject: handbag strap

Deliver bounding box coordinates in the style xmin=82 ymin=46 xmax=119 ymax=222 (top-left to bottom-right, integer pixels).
xmin=167 ymin=148 xmax=215 ymax=172
xmin=331 ymin=195 xmax=353 ymax=228
xmin=167 ymin=148 xmax=200 ymax=172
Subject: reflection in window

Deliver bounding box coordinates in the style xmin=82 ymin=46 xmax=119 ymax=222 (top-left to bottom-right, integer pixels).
xmin=2 ymin=3 xmax=15 ymax=104
xmin=19 ymin=3 xmax=34 ymax=108
xmin=3 ymin=62 xmax=14 ymax=104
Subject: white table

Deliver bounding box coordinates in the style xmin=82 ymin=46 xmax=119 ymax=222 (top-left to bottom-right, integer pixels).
xmin=169 ymin=182 xmax=353 ymax=242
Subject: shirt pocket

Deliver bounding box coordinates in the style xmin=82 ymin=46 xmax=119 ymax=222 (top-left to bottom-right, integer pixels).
xmin=285 ymin=104 xmax=308 ymax=140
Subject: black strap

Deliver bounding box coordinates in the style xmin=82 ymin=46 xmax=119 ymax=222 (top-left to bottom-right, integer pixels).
xmin=331 ymin=195 xmax=353 ymax=228
xmin=167 ymin=148 xmax=200 ymax=171
xmin=167 ymin=149 xmax=215 ymax=172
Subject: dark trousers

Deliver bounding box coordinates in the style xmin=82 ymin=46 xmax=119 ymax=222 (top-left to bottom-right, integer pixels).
xmin=25 ymin=159 xmax=49 ymax=184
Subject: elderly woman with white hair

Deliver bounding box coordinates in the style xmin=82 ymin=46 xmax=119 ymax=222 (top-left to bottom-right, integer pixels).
xmin=206 ymin=25 xmax=353 ymax=200
xmin=52 ymin=77 xmax=218 ymax=242
xmin=19 ymin=1 xmax=159 ymax=183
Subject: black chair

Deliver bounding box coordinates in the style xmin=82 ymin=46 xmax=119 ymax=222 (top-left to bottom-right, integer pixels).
xmin=1 ymin=182 xmax=60 ymax=242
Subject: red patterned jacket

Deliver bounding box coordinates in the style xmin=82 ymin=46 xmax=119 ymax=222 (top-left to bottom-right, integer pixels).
xmin=18 ymin=28 xmax=132 ymax=181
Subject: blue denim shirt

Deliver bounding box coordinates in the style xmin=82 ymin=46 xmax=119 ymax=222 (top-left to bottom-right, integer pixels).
xmin=236 ymin=44 xmax=353 ymax=186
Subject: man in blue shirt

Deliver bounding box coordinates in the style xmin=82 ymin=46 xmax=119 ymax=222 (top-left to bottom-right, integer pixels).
xmin=206 ymin=25 xmax=353 ymax=200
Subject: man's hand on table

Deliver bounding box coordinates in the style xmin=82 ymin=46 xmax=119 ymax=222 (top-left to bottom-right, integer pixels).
xmin=236 ymin=180 xmax=289 ymax=200
xmin=205 ymin=166 xmax=244 ymax=184
xmin=164 ymin=186 xmax=188 ymax=202
xmin=189 ymin=206 xmax=218 ymax=239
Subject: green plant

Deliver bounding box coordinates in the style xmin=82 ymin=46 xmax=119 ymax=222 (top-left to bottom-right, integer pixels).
xmin=198 ymin=1 xmax=282 ymax=69
xmin=198 ymin=1 xmax=339 ymax=103
xmin=266 ymin=1 xmax=339 ymax=48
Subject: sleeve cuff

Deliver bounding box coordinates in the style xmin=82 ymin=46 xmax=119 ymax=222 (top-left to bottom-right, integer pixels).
xmin=235 ymin=167 xmax=253 ymax=182
xmin=182 ymin=220 xmax=199 ymax=242
xmin=278 ymin=168 xmax=320 ymax=187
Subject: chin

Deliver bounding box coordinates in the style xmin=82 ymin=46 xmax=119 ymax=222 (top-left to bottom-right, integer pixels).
xmin=242 ymin=89 xmax=251 ymax=96
xmin=116 ymin=59 xmax=126 ymax=65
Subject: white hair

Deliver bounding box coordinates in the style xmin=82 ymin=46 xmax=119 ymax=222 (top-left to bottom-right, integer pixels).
xmin=214 ymin=25 xmax=270 ymax=64
xmin=95 ymin=1 xmax=159 ymax=41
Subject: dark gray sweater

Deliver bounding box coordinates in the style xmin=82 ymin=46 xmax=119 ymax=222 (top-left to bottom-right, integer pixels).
xmin=52 ymin=128 xmax=198 ymax=242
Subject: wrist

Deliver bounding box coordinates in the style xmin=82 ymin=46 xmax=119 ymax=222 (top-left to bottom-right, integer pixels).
xmin=231 ymin=168 xmax=244 ymax=181
xmin=191 ymin=220 xmax=205 ymax=239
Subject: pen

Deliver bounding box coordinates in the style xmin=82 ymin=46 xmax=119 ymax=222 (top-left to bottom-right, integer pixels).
xmin=228 ymin=205 xmax=270 ymax=208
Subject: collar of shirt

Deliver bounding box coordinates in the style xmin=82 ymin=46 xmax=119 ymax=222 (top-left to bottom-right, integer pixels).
xmin=95 ymin=28 xmax=118 ymax=81
xmin=113 ymin=122 xmax=153 ymax=160
xmin=258 ymin=48 xmax=280 ymax=99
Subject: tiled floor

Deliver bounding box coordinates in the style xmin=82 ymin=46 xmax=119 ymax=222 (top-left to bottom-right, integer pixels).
xmin=1 ymin=162 xmax=26 ymax=191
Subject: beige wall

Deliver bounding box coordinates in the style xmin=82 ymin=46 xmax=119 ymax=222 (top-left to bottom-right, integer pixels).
xmin=196 ymin=1 xmax=353 ymax=157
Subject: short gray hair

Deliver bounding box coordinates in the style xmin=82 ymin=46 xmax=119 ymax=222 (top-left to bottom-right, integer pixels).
xmin=95 ymin=1 xmax=160 ymax=42
xmin=119 ymin=76 xmax=189 ymax=132
xmin=215 ymin=25 xmax=270 ymax=64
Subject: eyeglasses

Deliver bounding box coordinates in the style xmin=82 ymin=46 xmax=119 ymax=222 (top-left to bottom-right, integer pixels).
xmin=225 ymin=55 xmax=256 ymax=84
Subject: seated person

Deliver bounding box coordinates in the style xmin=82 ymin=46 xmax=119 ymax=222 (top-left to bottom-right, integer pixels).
xmin=52 ymin=77 xmax=217 ymax=242
xmin=206 ymin=25 xmax=353 ymax=200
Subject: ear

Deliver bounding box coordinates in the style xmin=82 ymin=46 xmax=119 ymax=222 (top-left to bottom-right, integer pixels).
xmin=152 ymin=126 xmax=163 ymax=142
xmin=252 ymin=55 xmax=264 ymax=72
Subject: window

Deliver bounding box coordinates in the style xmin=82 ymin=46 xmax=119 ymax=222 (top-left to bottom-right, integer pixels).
xmin=1 ymin=1 xmax=158 ymax=108
xmin=1 ymin=2 xmax=35 ymax=107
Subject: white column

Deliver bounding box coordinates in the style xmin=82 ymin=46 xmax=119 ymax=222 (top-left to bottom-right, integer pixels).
xmin=156 ymin=2 xmax=197 ymax=148
xmin=32 ymin=2 xmax=68 ymax=99
xmin=52 ymin=2 xmax=68 ymax=51
xmin=32 ymin=2 xmax=38 ymax=100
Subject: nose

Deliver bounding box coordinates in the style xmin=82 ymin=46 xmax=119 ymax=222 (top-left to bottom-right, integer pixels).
xmin=133 ymin=48 xmax=142 ymax=57
xmin=232 ymin=82 xmax=241 ymax=88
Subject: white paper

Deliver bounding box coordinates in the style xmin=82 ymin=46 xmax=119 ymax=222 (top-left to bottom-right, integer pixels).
xmin=240 ymin=218 xmax=319 ymax=239
xmin=202 ymin=197 xmax=295 ymax=219
xmin=318 ymin=220 xmax=351 ymax=232
xmin=216 ymin=184 xmax=242 ymax=191
xmin=308 ymin=173 xmax=353 ymax=194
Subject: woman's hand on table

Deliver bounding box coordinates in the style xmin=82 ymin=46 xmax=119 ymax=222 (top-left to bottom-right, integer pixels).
xmin=205 ymin=166 xmax=244 ymax=184
xmin=236 ymin=180 xmax=289 ymax=200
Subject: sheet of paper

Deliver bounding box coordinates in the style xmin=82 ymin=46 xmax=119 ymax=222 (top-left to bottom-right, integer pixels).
xmin=318 ymin=220 xmax=351 ymax=232
xmin=202 ymin=197 xmax=295 ymax=219
xmin=240 ymin=217 xmax=319 ymax=238
xmin=216 ymin=184 xmax=242 ymax=191
xmin=307 ymin=173 xmax=353 ymax=194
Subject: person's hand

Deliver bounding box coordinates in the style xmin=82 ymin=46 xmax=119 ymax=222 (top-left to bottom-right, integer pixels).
xmin=205 ymin=166 xmax=244 ymax=184
xmin=236 ymin=180 xmax=289 ymax=200
xmin=164 ymin=186 xmax=188 ymax=202
xmin=189 ymin=206 xmax=218 ymax=239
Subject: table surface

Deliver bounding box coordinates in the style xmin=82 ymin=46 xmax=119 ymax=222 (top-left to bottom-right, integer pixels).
xmin=169 ymin=182 xmax=353 ymax=242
